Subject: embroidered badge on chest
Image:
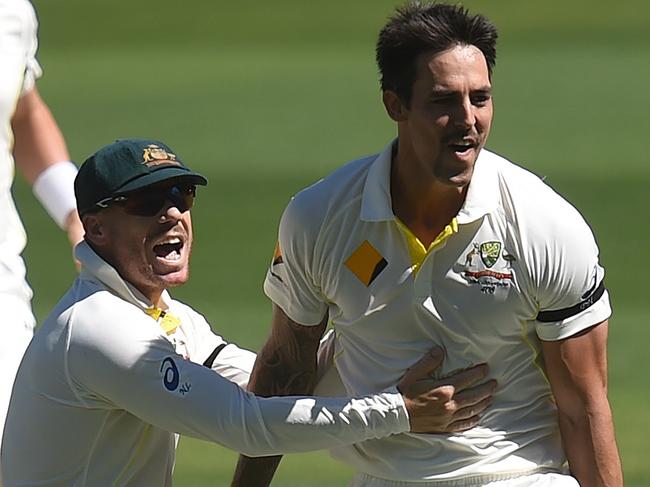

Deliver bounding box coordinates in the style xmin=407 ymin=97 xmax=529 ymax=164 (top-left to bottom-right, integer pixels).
xmin=345 ymin=240 xmax=387 ymax=286
xmin=479 ymin=241 xmax=501 ymax=268
xmin=460 ymin=240 xmax=515 ymax=295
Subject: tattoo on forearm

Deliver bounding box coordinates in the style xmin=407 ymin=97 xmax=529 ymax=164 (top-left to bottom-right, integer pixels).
xmin=249 ymin=325 xmax=321 ymax=396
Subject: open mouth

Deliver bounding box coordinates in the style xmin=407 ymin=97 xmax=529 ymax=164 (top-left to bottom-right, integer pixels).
xmin=153 ymin=237 xmax=184 ymax=262
xmin=448 ymin=139 xmax=476 ymax=155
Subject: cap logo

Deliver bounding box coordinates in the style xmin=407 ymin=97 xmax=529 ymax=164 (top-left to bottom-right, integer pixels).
xmin=142 ymin=144 xmax=181 ymax=167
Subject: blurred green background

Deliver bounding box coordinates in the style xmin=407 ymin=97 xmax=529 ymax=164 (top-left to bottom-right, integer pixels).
xmin=14 ymin=0 xmax=649 ymax=485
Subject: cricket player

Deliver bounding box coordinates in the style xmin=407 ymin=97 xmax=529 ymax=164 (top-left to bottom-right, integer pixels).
xmin=231 ymin=3 xmax=623 ymax=487
xmin=0 ymin=0 xmax=81 ymax=467
xmin=1 ymin=138 xmax=496 ymax=486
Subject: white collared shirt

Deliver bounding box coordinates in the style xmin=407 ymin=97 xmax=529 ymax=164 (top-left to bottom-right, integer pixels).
xmin=2 ymin=242 xmax=410 ymax=486
xmin=0 ymin=0 xmax=43 ymax=307
xmin=265 ymin=142 xmax=611 ymax=482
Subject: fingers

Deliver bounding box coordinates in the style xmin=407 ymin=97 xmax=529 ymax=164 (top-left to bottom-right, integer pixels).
xmin=450 ymin=395 xmax=493 ymax=422
xmin=439 ymin=381 xmax=496 ymax=433
xmin=446 ymin=415 xmax=481 ymax=432
xmin=440 ymin=363 xmax=490 ymax=393
xmin=398 ymin=347 xmax=444 ymax=391
xmin=452 ymin=379 xmax=497 ymax=409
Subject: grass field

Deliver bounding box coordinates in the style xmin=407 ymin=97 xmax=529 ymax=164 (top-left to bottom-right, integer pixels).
xmin=15 ymin=0 xmax=650 ymax=485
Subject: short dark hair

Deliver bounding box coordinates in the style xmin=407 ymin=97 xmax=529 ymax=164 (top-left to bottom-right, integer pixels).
xmin=376 ymin=2 xmax=498 ymax=105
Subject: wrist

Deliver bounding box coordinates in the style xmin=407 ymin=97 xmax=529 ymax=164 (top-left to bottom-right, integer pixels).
xmin=32 ymin=161 xmax=78 ymax=229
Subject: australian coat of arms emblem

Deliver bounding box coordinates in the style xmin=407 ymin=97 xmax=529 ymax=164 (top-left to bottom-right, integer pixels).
xmin=458 ymin=240 xmax=515 ymax=295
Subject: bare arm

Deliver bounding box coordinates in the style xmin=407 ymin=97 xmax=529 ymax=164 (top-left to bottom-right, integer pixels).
xmin=12 ymin=87 xmax=83 ymax=247
xmin=542 ymin=320 xmax=623 ymax=487
xmin=231 ymin=304 xmax=327 ymax=486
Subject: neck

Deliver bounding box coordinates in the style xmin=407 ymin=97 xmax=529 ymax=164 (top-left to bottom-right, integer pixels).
xmin=148 ymin=291 xmax=165 ymax=309
xmin=391 ymin=140 xmax=467 ymax=247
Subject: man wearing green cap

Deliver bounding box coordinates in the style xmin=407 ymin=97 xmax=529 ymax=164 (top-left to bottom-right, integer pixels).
xmin=1 ymin=139 xmax=495 ymax=486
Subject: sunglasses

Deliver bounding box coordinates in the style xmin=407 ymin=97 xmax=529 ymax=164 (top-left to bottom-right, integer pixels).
xmin=95 ymin=184 xmax=197 ymax=216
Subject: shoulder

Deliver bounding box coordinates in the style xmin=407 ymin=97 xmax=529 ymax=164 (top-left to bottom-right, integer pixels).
xmin=484 ymin=151 xmax=601 ymax=287
xmin=280 ymin=153 xmax=376 ymax=239
xmin=66 ymin=281 xmax=170 ymax=365
xmin=486 ymin=150 xmax=593 ymax=236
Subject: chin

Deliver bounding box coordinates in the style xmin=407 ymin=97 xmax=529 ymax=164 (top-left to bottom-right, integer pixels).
xmin=437 ymin=169 xmax=473 ymax=188
xmin=159 ymin=268 xmax=190 ymax=289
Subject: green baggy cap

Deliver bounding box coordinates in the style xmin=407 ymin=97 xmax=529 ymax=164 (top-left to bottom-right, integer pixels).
xmin=75 ymin=138 xmax=208 ymax=215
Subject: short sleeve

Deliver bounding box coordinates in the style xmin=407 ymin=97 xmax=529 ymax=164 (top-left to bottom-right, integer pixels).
xmin=263 ymin=195 xmax=328 ymax=326
xmin=531 ymin=203 xmax=611 ymax=341
xmin=210 ymin=344 xmax=256 ymax=389
xmin=20 ymin=0 xmax=42 ymax=93
xmin=170 ymin=302 xmax=255 ymax=388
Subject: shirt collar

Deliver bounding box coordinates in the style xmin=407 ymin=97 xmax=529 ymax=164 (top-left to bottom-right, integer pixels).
xmin=456 ymin=148 xmax=499 ymax=224
xmin=360 ymin=140 xmax=499 ymax=224
xmin=360 ymin=141 xmax=396 ymax=222
xmin=75 ymin=240 xmax=171 ymax=311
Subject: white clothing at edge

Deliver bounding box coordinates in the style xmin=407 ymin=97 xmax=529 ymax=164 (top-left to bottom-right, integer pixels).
xmin=265 ymin=142 xmax=611 ymax=483
xmin=0 ymin=0 xmax=41 ymax=307
xmin=1 ymin=241 xmax=410 ymax=487
xmin=0 ymin=0 xmax=43 ymax=472
xmin=348 ymin=471 xmax=579 ymax=487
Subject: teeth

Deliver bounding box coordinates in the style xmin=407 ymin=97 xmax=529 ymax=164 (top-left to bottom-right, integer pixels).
xmin=159 ymin=237 xmax=181 ymax=245
xmin=450 ymin=140 xmax=472 ymax=147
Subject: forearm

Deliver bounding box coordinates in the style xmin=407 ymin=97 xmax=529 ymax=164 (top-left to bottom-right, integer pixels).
xmin=12 ymin=89 xmax=70 ymax=184
xmin=231 ymin=310 xmax=326 ymax=486
xmin=231 ymin=338 xmax=320 ymax=486
xmin=542 ymin=322 xmax=622 ymax=487
xmin=12 ymin=88 xmax=81 ymax=242
xmin=559 ymin=399 xmax=623 ymax=487
xmin=248 ymin=335 xmax=320 ymax=396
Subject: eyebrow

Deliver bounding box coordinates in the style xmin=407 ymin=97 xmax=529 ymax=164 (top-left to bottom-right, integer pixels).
xmin=430 ymin=86 xmax=493 ymax=96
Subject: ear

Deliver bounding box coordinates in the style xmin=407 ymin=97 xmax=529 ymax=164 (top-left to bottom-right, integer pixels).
xmin=382 ymin=90 xmax=408 ymax=122
xmin=81 ymin=213 xmax=108 ymax=247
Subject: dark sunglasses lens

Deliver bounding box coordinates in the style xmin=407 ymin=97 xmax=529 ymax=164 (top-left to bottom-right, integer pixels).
xmin=123 ymin=185 xmax=196 ymax=216
xmin=123 ymin=192 xmax=166 ymax=216
xmin=169 ymin=185 xmax=195 ymax=213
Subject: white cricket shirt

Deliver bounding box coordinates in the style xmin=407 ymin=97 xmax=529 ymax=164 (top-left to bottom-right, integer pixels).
xmin=0 ymin=0 xmax=42 ymax=309
xmin=1 ymin=241 xmax=410 ymax=486
xmin=264 ymin=142 xmax=611 ymax=482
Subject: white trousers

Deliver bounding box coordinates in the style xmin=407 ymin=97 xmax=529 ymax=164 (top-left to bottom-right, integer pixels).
xmin=0 ymin=295 xmax=35 ymax=486
xmin=348 ymin=472 xmax=580 ymax=487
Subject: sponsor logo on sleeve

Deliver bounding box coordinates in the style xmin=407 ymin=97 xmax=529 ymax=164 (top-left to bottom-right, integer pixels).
xmin=160 ymin=357 xmax=180 ymax=391
xmin=269 ymin=241 xmax=285 ymax=283
xmin=160 ymin=357 xmax=193 ymax=396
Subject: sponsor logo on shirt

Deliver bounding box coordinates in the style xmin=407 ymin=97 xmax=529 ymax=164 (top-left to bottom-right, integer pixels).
xmin=345 ymin=240 xmax=388 ymax=286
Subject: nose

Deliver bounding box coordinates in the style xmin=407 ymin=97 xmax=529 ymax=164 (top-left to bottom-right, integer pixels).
xmin=159 ymin=201 xmax=184 ymax=223
xmin=453 ymin=97 xmax=476 ymax=129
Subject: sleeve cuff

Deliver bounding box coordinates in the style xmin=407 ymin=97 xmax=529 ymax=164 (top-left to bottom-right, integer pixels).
xmin=536 ymin=290 xmax=612 ymax=341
